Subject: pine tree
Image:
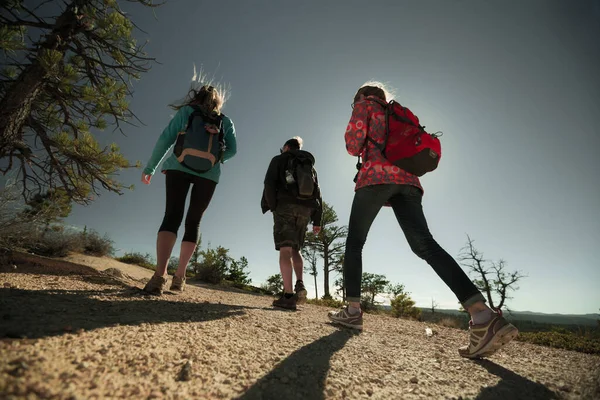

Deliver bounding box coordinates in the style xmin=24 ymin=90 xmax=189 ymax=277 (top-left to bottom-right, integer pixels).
xmin=304 ymin=202 xmax=347 ymax=298
xmin=360 ymin=272 xmax=389 ymax=311
xmin=0 ymin=0 xmax=160 ymax=203
xmin=389 ymin=283 xmax=421 ymax=319
xmin=263 ymin=274 xmax=284 ymax=295
xmin=301 ymin=243 xmax=319 ymax=299
xmin=227 ymin=256 xmax=251 ymax=285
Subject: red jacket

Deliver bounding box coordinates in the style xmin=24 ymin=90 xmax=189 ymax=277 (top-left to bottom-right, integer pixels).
xmin=345 ymin=97 xmax=423 ymax=192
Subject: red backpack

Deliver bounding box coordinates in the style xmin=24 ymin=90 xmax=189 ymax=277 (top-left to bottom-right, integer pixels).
xmin=366 ymin=98 xmax=442 ymax=177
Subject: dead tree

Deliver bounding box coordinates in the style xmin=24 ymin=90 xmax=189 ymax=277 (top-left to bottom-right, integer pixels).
xmin=458 ymin=235 xmax=526 ymax=310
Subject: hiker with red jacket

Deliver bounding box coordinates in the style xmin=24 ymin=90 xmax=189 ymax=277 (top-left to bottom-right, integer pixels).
xmin=141 ymin=83 xmax=237 ymax=295
xmin=261 ymin=137 xmax=323 ymax=310
xmin=328 ymin=82 xmax=518 ymax=359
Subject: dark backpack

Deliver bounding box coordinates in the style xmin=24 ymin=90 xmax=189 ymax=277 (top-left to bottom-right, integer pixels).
xmin=173 ymin=107 xmax=225 ymax=173
xmin=284 ymin=154 xmax=317 ymax=200
xmin=365 ymin=98 xmax=442 ymax=177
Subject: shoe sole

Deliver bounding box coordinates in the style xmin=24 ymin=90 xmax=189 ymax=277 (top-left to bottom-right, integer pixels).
xmin=463 ymin=324 xmax=519 ymax=359
xmin=296 ymin=289 xmax=307 ymax=304
xmin=328 ymin=317 xmax=363 ymax=331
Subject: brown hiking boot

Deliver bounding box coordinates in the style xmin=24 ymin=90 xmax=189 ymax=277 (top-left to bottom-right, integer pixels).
xmin=294 ymin=281 xmax=307 ymax=304
xmin=272 ymin=294 xmax=297 ymax=311
xmin=458 ymin=310 xmax=519 ymax=359
xmin=328 ymin=306 xmax=363 ymax=330
xmin=170 ymin=275 xmax=186 ymax=292
xmin=143 ymin=274 xmax=167 ymax=295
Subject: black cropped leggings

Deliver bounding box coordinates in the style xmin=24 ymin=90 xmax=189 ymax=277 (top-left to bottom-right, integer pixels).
xmin=158 ymin=170 xmax=217 ymax=243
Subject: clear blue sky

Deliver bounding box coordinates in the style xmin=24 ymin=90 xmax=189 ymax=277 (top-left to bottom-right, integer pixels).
xmin=62 ymin=0 xmax=599 ymax=314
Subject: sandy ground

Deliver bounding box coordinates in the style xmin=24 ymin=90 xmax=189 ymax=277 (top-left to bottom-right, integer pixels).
xmin=1 ymin=252 xmax=599 ymax=400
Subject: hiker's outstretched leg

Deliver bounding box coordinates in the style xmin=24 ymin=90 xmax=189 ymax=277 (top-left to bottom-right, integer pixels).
xmin=389 ymin=185 xmax=518 ymax=358
xmin=389 ymin=185 xmax=484 ymax=306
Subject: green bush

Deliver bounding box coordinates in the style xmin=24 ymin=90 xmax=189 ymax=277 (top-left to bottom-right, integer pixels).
xmin=82 ymin=230 xmax=115 ymax=257
xmin=117 ymin=252 xmax=156 ymax=270
xmin=260 ymin=273 xmax=284 ymax=295
xmin=517 ymin=331 xmax=600 ymax=355
xmin=220 ymin=280 xmax=272 ymax=295
xmin=390 ymin=293 xmax=421 ymax=320
xmin=195 ymin=263 xmax=225 ymax=284
xmin=306 ymin=297 xmax=344 ymax=308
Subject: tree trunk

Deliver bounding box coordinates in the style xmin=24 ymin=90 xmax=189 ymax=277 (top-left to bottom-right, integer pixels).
xmin=323 ymin=247 xmax=330 ymax=297
xmin=0 ymin=3 xmax=81 ymax=156
xmin=313 ymin=274 xmax=318 ymax=299
xmin=0 ymin=60 xmax=48 ymax=155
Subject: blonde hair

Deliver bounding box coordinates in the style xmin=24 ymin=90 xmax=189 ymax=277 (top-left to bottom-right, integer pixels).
xmin=353 ymin=80 xmax=395 ymax=104
xmin=170 ymin=65 xmax=230 ymax=114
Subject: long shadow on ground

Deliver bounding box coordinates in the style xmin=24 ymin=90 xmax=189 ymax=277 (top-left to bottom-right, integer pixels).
xmin=237 ymin=330 xmax=356 ymax=400
xmin=0 ymin=287 xmax=258 ymax=340
xmin=475 ymin=359 xmax=558 ymax=400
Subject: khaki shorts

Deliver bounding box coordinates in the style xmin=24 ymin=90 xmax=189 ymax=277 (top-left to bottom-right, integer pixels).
xmin=273 ymin=203 xmax=312 ymax=250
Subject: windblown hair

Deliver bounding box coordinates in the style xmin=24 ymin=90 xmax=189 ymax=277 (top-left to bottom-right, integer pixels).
xmin=170 ymin=66 xmax=230 ymax=114
xmin=353 ymin=80 xmax=394 ymax=104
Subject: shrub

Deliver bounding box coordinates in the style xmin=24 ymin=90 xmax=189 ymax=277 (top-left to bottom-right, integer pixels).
xmin=390 ymin=292 xmax=421 ymax=320
xmin=195 ymin=263 xmax=225 ymax=284
xmin=82 ymin=230 xmax=115 ymax=257
xmin=221 ymin=281 xmax=271 ymax=295
xmin=306 ymin=297 xmax=344 ymax=308
xmin=261 ymin=274 xmax=284 ymax=295
xmin=29 ymin=230 xmax=84 ymax=257
xmin=117 ymin=252 xmax=156 ymax=270
xmin=516 ymin=331 xmax=600 ymax=355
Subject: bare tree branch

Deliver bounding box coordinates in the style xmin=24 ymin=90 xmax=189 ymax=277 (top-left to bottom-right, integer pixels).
xmin=459 ymin=235 xmax=526 ymax=310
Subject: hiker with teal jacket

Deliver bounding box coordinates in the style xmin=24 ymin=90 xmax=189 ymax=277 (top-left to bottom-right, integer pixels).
xmin=141 ymin=84 xmax=237 ymax=295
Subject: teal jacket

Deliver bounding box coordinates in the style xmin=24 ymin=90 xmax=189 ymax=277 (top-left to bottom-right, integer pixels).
xmin=143 ymin=105 xmax=237 ymax=183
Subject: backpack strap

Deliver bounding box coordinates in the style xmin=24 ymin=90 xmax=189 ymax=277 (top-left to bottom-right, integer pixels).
xmin=363 ymin=98 xmax=390 ymax=155
xmin=185 ymin=105 xmax=204 ymax=131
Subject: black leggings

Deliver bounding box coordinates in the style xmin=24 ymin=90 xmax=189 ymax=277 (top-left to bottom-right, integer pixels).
xmin=159 ymin=170 xmax=217 ymax=243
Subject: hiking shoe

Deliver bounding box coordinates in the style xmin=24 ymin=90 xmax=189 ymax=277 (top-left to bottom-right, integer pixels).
xmin=143 ymin=274 xmax=167 ymax=295
xmin=458 ymin=310 xmax=519 ymax=359
xmin=295 ymin=281 xmax=307 ymax=304
xmin=170 ymin=275 xmax=186 ymax=292
xmin=328 ymin=307 xmax=363 ymax=330
xmin=272 ymin=294 xmax=297 ymax=311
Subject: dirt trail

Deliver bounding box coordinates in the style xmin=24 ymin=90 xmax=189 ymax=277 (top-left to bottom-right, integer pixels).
xmin=1 ymin=253 xmax=599 ymax=399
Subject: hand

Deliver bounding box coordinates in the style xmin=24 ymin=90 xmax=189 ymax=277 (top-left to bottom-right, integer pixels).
xmin=141 ymin=173 xmax=152 ymax=185
xmin=313 ymin=226 xmax=321 ymax=235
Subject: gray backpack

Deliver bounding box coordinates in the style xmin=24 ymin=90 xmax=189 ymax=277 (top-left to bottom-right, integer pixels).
xmin=285 ymin=154 xmax=317 ymax=200
xmin=173 ymin=106 xmax=225 ymax=173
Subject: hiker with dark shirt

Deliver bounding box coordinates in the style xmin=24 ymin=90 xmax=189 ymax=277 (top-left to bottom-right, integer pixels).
xmin=328 ymin=82 xmax=518 ymax=359
xmin=261 ymin=137 xmax=323 ymax=310
xmin=141 ymin=83 xmax=237 ymax=295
